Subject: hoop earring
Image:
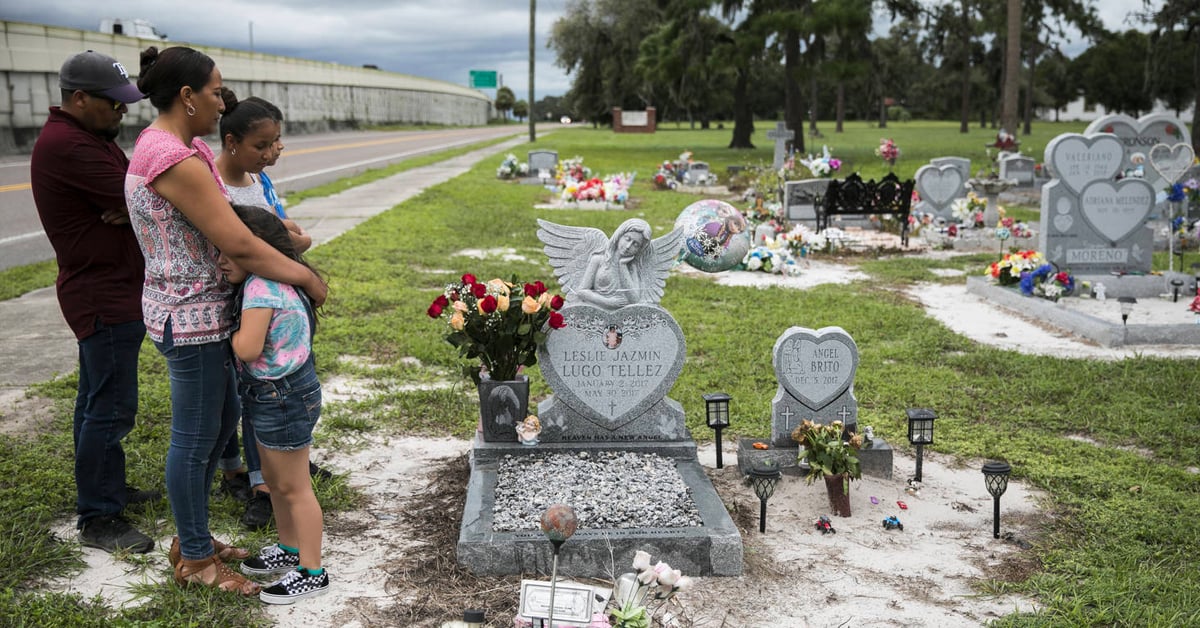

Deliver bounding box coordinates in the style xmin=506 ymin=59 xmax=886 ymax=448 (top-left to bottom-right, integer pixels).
xmin=186 ymin=104 xmax=196 ymax=117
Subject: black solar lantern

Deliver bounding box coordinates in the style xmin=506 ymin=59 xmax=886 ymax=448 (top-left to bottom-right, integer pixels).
xmin=982 ymin=461 xmax=1013 ymax=539
xmin=1118 ymin=296 xmax=1137 ymax=326
xmin=906 ymin=408 xmax=936 ymax=482
xmin=748 ymin=459 xmax=781 ymax=533
xmin=704 ymin=392 xmax=731 ymax=469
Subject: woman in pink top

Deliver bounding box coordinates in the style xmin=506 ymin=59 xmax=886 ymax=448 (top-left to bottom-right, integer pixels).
xmin=125 ymin=45 xmax=327 ymax=596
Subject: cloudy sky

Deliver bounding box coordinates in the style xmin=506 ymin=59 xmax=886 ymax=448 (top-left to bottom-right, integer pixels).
xmin=1 ymin=0 xmax=1158 ymax=102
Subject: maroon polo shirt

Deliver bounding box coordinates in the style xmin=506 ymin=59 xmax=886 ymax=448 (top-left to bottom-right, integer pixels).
xmin=30 ymin=107 xmax=144 ymax=340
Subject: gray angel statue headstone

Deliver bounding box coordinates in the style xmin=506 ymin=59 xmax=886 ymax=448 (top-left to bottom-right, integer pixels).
xmin=534 ymin=218 xmax=688 ymax=441
xmin=536 ymin=218 xmax=683 ymax=309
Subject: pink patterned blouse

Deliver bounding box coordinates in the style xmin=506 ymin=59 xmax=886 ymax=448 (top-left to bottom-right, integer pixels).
xmin=126 ymin=128 xmax=233 ymax=345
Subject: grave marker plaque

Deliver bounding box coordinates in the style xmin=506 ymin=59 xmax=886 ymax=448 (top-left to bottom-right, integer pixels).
xmin=770 ymin=326 xmax=859 ymax=448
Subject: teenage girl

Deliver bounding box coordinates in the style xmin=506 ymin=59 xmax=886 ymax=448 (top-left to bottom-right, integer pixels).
xmin=219 ymin=204 xmax=328 ymax=604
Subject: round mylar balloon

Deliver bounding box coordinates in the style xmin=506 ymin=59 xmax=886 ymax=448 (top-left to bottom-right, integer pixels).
xmin=675 ymin=199 xmax=751 ymax=272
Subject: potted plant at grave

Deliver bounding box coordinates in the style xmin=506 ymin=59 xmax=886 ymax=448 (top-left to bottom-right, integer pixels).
xmin=427 ymin=274 xmax=566 ymax=441
xmin=792 ymin=420 xmax=862 ymax=517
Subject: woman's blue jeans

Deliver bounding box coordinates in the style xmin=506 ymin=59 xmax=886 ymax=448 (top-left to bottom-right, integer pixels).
xmin=153 ymin=320 xmax=240 ymax=560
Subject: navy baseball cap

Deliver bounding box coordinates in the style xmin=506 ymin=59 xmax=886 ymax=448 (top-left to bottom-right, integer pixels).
xmin=59 ymin=50 xmax=144 ymax=104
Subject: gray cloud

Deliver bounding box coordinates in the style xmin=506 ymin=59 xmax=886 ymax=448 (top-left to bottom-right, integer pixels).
xmin=2 ymin=0 xmax=572 ymax=99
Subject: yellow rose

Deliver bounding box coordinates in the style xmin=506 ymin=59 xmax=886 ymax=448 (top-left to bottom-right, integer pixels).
xmin=450 ymin=311 xmax=465 ymax=330
xmin=487 ymin=278 xmax=509 ymax=296
xmin=538 ymin=292 xmax=552 ymax=307
xmin=522 ymin=295 xmax=540 ymax=314
xmin=496 ymin=294 xmax=510 ymax=312
xmin=453 ymin=300 xmax=469 ymax=312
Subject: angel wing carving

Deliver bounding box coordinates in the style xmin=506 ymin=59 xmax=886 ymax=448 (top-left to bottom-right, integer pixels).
xmin=537 ymin=218 xmax=683 ymax=308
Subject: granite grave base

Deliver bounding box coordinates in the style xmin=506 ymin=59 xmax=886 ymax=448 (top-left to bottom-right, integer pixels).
xmin=966 ymin=275 xmax=1200 ymax=347
xmin=458 ymin=434 xmax=743 ymax=577
xmin=735 ymin=437 xmax=894 ymax=480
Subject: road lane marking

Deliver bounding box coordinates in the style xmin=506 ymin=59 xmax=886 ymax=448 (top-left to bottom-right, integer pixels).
xmin=0 ymin=230 xmax=45 ymax=245
xmin=0 ymin=183 xmax=31 ymax=193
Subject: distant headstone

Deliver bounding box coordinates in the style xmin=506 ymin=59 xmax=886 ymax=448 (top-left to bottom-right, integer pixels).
xmin=766 ymin=122 xmax=794 ymax=170
xmin=784 ymin=179 xmax=831 ymax=224
xmin=527 ymin=150 xmax=558 ymax=181
xmin=1148 ymin=142 xmax=1196 ymax=186
xmin=931 ymin=156 xmax=971 ymax=180
xmin=914 ymin=164 xmax=967 ymax=215
xmin=682 ymin=161 xmax=716 ymax=186
xmin=1040 ymin=132 xmax=1157 ymax=274
xmin=770 ymin=326 xmax=859 ymax=448
xmin=999 ymin=154 xmax=1036 ymax=186
xmin=1085 ymin=113 xmax=1191 ymax=191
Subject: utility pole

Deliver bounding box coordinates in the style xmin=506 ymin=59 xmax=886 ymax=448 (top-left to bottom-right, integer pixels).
xmin=249 ymin=21 xmax=254 ymax=53
xmin=529 ymin=0 xmax=536 ymax=143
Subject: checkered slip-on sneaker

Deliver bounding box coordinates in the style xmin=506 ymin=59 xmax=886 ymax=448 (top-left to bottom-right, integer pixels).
xmin=259 ymin=567 xmax=330 ymax=605
xmin=240 ymin=544 xmax=300 ymax=576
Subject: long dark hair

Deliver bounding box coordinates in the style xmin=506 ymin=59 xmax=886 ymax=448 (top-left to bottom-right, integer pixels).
xmin=230 ymin=204 xmax=322 ymax=322
xmin=137 ymin=46 xmax=216 ymax=111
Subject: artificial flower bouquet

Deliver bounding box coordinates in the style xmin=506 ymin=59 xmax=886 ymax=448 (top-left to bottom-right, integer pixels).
xmin=605 ymin=550 xmax=694 ymax=628
xmin=791 ymin=419 xmax=862 ymax=484
xmin=427 ymin=273 xmax=566 ymax=383
xmin=555 ymin=156 xmax=592 ymax=188
xmin=798 ymin=145 xmax=842 ymax=178
xmin=951 ymin=192 xmax=987 ymax=226
xmin=496 ymin=153 xmax=529 ymax=180
xmin=1020 ymin=264 xmax=1075 ymax=300
xmin=742 ymin=238 xmax=800 ymax=276
xmin=875 ymin=138 xmax=900 ymax=167
xmin=561 ymin=173 xmax=633 ymax=205
xmin=986 ymin=250 xmax=1045 ymax=287
xmin=652 ymin=160 xmax=678 ymax=190
xmin=992 ymin=128 xmax=1018 ymax=151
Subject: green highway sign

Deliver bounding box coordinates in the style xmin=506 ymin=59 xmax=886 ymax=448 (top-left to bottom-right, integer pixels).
xmin=469 ymin=70 xmax=498 ymax=89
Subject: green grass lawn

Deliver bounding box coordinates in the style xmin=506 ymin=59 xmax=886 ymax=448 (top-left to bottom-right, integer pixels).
xmin=2 ymin=121 xmax=1198 ymax=626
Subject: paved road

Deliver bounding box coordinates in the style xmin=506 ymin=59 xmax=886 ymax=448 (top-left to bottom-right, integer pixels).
xmin=0 ymin=132 xmax=536 ymax=412
xmin=0 ymin=125 xmax=526 ymax=271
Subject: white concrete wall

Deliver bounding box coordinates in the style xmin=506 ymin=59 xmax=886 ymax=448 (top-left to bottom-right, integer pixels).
xmin=1042 ymin=97 xmax=1196 ymax=123
xmin=0 ymin=20 xmax=493 ymax=152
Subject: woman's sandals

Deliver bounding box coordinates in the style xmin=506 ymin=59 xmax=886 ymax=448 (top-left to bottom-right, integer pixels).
xmin=174 ymin=555 xmax=260 ymax=595
xmin=168 ymin=536 xmax=251 ymax=567
xmin=169 ymin=536 xmax=258 ymax=596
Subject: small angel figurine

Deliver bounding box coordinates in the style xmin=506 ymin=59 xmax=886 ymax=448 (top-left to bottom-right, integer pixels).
xmin=516 ymin=414 xmax=542 ymax=445
xmin=537 ymin=218 xmax=683 ymax=309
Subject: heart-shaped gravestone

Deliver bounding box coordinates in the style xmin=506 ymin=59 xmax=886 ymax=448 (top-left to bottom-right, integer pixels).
xmin=1045 ymin=133 xmax=1125 ymax=195
xmin=772 ymin=326 xmax=859 ymax=411
xmin=538 ymin=304 xmax=685 ymax=431
xmin=915 ymin=164 xmax=965 ymax=211
xmin=1078 ymin=179 xmax=1156 ymax=243
xmin=1086 ymin=113 xmax=1191 ymax=188
xmin=1149 ymin=142 xmax=1196 ymax=186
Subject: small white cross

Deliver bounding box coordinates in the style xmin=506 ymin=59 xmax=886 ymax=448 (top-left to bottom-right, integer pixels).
xmin=837 ymin=406 xmax=851 ymax=421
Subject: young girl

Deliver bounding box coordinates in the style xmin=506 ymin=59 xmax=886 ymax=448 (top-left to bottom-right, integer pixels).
xmin=219 ymin=204 xmax=328 ymax=604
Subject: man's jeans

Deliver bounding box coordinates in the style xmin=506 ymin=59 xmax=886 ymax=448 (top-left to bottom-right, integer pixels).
xmin=153 ymin=321 xmax=240 ymax=560
xmin=74 ymin=319 xmax=145 ymax=528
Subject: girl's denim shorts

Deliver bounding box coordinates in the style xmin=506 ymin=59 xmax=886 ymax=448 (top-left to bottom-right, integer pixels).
xmin=238 ymin=358 xmax=321 ymax=452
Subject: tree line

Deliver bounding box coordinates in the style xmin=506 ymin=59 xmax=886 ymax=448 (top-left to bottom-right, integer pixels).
xmin=544 ymin=0 xmax=1199 ymax=153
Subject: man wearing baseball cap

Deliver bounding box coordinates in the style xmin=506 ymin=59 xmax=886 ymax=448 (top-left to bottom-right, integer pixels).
xmin=30 ymin=50 xmax=156 ymax=554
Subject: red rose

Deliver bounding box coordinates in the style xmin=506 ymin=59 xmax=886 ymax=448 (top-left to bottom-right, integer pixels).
xmin=449 ymin=290 xmax=460 ymax=301
xmin=550 ymin=295 xmax=565 ymax=310
xmin=462 ymin=273 xmax=476 ymax=284
xmin=433 ymin=295 xmax=449 ymax=308
xmin=548 ymin=311 xmax=566 ymax=329
xmin=472 ymin=282 xmax=487 ymax=298
xmin=427 ymin=303 xmax=443 ymax=318
xmin=534 ymin=281 xmax=546 ymax=295
xmin=524 ymin=282 xmax=542 ymax=298
xmin=480 ymin=295 xmax=498 ymax=313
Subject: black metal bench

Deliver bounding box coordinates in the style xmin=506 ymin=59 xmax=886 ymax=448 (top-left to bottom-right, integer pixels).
xmin=818 ymin=173 xmax=916 ymax=246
